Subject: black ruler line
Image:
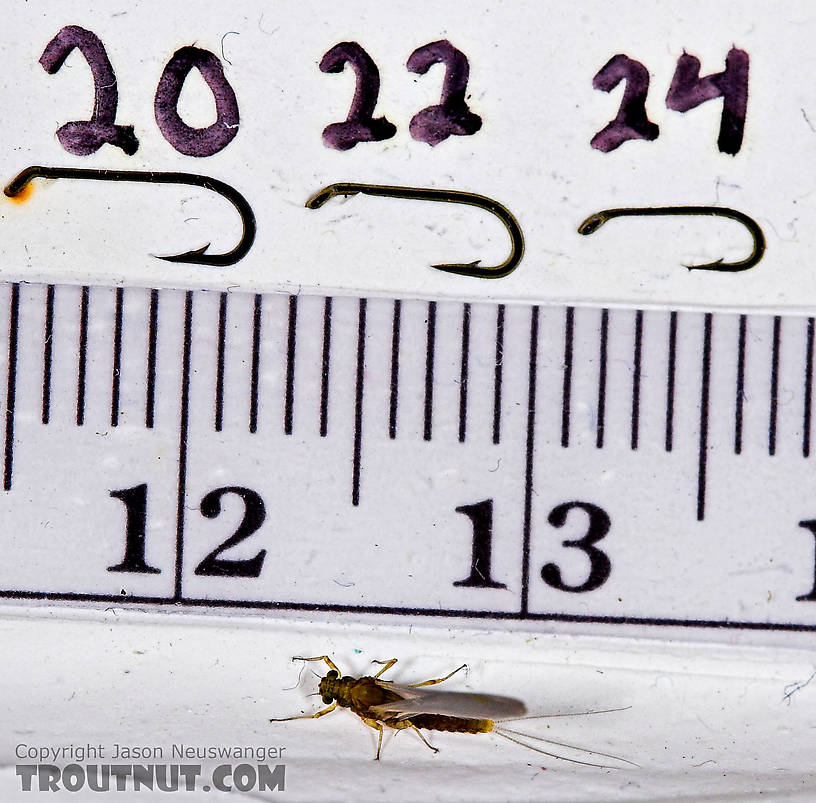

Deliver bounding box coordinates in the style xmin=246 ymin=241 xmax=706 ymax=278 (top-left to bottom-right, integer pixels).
xmin=520 ymin=306 xmax=539 ymax=616
xmin=734 ymin=314 xmax=746 ymax=454
xmin=805 ymin=317 xmax=814 ymax=458
xmin=697 ymin=313 xmax=713 ymax=522
xmin=174 ymin=291 xmax=193 ymax=602
xmin=352 ymin=298 xmax=367 ymax=507
xmin=458 ymin=303 xmax=471 ymax=443
xmin=769 ymin=315 xmax=781 ymax=456
xmin=319 ymin=296 xmax=333 ymax=437
xmin=3 ymin=284 xmax=19 ymax=491
xmin=76 ymin=286 xmax=89 ymax=426
xmin=284 ymin=295 xmax=298 ymax=435
xmin=561 ymin=306 xmax=574 ymax=448
xmin=492 ymin=304 xmax=505 ymax=445
xmin=596 ymin=308 xmax=608 ymax=449
xmin=249 ymin=294 xmax=261 ymax=434
xmin=5 ymin=587 xmax=816 ymax=633
xmin=388 ymin=299 xmax=401 ymax=440
xmin=423 ymin=301 xmax=437 ymax=441
xmin=41 ymin=284 xmax=54 ymax=425
xmin=214 ymin=291 xmax=227 ymax=432
xmin=110 ymin=287 xmax=124 ymax=428
xmin=145 ymin=289 xmax=159 ymax=430
xmin=665 ymin=311 xmax=677 ymax=452
xmin=631 ymin=310 xmax=643 ymax=450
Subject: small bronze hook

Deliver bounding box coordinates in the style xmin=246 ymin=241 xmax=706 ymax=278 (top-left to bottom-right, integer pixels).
xmin=4 ymin=165 xmax=256 ymax=267
xmin=578 ymin=205 xmax=765 ymax=272
xmin=306 ymin=182 xmax=524 ymax=278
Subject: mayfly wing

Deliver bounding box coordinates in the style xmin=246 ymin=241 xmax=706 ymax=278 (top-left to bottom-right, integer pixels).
xmin=370 ymin=682 xmax=526 ymax=719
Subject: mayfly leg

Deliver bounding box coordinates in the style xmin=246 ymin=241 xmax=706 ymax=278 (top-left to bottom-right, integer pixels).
xmin=409 ymin=663 xmax=467 ymax=688
xmin=408 ymin=725 xmax=438 ymax=754
xmin=361 ymin=717 xmax=386 ymax=760
xmin=269 ymin=701 xmax=337 ymax=723
xmin=370 ymin=658 xmax=467 ymax=686
xmin=371 ymin=658 xmax=398 ymax=678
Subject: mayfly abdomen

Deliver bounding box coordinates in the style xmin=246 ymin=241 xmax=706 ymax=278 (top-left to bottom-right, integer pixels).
xmin=408 ymin=714 xmax=493 ymax=734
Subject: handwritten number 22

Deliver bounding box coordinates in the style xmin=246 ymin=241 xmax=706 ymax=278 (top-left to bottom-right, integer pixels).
xmin=320 ymin=39 xmax=481 ymax=150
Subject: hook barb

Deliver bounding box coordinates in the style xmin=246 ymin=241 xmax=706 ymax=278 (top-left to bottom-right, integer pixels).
xmin=4 ymin=165 xmax=256 ymax=267
xmin=578 ymin=205 xmax=765 ymax=272
xmin=306 ymin=182 xmax=524 ymax=278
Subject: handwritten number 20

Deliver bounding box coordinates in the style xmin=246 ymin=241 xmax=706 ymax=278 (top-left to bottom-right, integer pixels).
xmin=41 ymin=25 xmax=238 ymax=158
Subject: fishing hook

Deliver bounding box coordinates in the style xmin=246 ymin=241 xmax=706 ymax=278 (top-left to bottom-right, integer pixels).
xmin=4 ymin=165 xmax=256 ymax=267
xmin=578 ymin=205 xmax=765 ymax=272
xmin=306 ymin=182 xmax=524 ymax=278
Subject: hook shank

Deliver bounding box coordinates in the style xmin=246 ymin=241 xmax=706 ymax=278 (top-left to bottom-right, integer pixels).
xmin=306 ymin=182 xmax=524 ymax=278
xmin=4 ymin=165 xmax=256 ymax=267
xmin=578 ymin=205 xmax=765 ymax=272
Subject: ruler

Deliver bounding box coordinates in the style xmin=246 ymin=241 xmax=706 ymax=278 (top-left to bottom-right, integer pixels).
xmin=1 ymin=280 xmax=815 ymax=637
xmin=2 ymin=1 xmax=816 ymax=645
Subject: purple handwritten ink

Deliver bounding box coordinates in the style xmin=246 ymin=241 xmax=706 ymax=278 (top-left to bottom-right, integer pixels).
xmin=407 ymin=40 xmax=481 ymax=146
xmin=40 ymin=25 xmax=139 ymax=156
xmin=590 ymin=54 xmax=659 ymax=153
xmin=154 ymin=46 xmax=239 ymax=157
xmin=319 ymin=42 xmax=396 ymax=150
xmin=666 ymin=47 xmax=749 ymax=155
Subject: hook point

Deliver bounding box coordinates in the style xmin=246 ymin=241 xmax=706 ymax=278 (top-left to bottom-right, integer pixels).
xmin=686 ymin=257 xmax=726 ymax=271
xmin=156 ymin=243 xmax=213 ymax=264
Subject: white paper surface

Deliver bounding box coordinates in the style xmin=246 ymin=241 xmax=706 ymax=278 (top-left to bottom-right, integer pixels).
xmin=0 ymin=0 xmax=812 ymax=309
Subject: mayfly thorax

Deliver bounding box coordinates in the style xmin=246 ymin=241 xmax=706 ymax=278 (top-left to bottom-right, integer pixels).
xmin=270 ymin=655 xmax=636 ymax=768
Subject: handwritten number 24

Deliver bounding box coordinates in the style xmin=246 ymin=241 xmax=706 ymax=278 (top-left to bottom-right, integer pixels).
xmin=591 ymin=47 xmax=749 ymax=155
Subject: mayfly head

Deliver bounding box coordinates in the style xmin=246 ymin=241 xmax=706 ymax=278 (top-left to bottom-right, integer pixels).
xmin=317 ymin=669 xmax=340 ymax=704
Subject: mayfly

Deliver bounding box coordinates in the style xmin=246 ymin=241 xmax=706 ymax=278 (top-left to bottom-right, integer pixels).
xmin=270 ymin=656 xmax=636 ymax=768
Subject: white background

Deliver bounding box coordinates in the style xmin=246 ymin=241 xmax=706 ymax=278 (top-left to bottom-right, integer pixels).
xmin=0 ymin=0 xmax=814 ymax=310
xmin=1 ymin=607 xmax=816 ymax=802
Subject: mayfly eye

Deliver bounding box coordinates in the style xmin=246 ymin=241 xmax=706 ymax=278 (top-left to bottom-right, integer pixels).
xmin=322 ymin=694 xmax=333 ymax=704
xmin=326 ymin=670 xmax=338 ymax=679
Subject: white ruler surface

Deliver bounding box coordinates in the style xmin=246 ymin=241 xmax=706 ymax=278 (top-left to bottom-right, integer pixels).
xmin=0 ymin=281 xmax=815 ymax=639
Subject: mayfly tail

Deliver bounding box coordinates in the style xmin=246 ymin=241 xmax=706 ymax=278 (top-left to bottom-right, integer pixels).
xmin=494 ymin=726 xmax=639 ymax=768
xmin=498 ymin=705 xmax=632 ymax=722
xmin=492 ymin=730 xmax=625 ymax=770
